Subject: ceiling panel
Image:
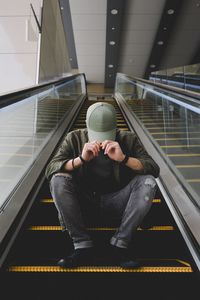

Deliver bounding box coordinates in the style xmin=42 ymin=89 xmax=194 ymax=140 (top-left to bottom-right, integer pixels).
xmin=69 ymin=0 xmax=106 ymax=14
xmin=120 ymin=65 xmax=145 ymax=77
xmin=164 ymin=43 xmax=194 ymax=56
xmin=69 ymin=0 xmax=106 ymax=83
xmin=68 ymin=0 xmax=200 ymax=84
xmin=119 ymin=43 xmax=151 ymax=56
xmin=118 ymin=0 xmax=166 ymax=78
xmin=124 ymin=14 xmax=163 ymax=31
xmin=181 ymin=14 xmax=200 ymax=30
xmin=126 ymin=0 xmax=166 ymax=14
xmin=181 ymin=0 xmax=200 ymax=14
xmin=121 ymin=30 xmax=156 ymax=44
xmin=161 ymin=0 xmax=200 ymax=69
xmin=69 ymin=0 xmax=166 ymax=82
xmin=118 ymin=56 xmax=148 ymax=68
xmin=76 ymin=44 xmax=105 ymax=56
xmin=169 ymin=31 xmax=200 ymax=45
xmin=73 ymin=30 xmax=106 ymax=44
xmin=78 ymin=55 xmax=105 ymax=66
xmin=161 ymin=55 xmax=192 ymax=68
xmin=72 ymin=14 xmax=106 ymax=30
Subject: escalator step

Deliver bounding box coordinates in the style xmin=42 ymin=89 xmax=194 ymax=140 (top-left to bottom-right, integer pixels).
xmin=8 ymin=262 xmax=192 ymax=273
xmin=40 ymin=198 xmax=161 ymax=204
xmin=28 ymin=225 xmax=174 ymax=231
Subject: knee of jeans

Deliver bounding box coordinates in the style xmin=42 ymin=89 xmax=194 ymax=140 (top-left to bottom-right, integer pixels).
xmin=130 ymin=175 xmax=157 ymax=203
xmin=50 ymin=173 xmax=75 ymax=192
xmin=143 ymin=175 xmax=156 ymax=186
xmin=130 ymin=174 xmax=156 ymax=187
xmin=143 ymin=175 xmax=157 ymax=202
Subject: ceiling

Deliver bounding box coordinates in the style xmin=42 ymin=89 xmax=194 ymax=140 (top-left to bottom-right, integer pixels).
xmin=59 ymin=0 xmax=200 ymax=87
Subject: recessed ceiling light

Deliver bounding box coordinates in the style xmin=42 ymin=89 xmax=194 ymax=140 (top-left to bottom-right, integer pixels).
xmin=157 ymin=41 xmax=164 ymax=45
xmin=109 ymin=41 xmax=116 ymax=45
xmin=69 ymin=58 xmax=73 ymax=61
xmin=167 ymin=9 xmax=175 ymax=15
xmin=111 ymin=9 xmax=118 ymax=15
xmin=150 ymin=64 xmax=156 ymax=68
xmin=108 ymin=64 xmax=114 ymax=68
xmin=60 ymin=6 xmax=64 ymax=10
xmin=111 ymin=27 xmax=116 ymax=30
xmin=163 ymin=27 xmax=167 ymax=30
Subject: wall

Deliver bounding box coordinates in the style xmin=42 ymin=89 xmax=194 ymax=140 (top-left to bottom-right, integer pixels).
xmin=0 ymin=0 xmax=42 ymax=94
xmin=39 ymin=0 xmax=71 ymax=83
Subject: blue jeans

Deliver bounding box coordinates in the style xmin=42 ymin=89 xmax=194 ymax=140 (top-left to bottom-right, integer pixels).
xmin=50 ymin=173 xmax=157 ymax=249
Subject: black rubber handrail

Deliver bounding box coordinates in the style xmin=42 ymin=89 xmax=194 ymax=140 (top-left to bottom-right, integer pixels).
xmin=117 ymin=72 xmax=200 ymax=104
xmin=0 ymin=73 xmax=87 ymax=109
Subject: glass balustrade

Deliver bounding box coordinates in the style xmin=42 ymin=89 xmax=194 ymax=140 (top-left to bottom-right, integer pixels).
xmin=0 ymin=74 xmax=86 ymax=210
xmin=149 ymin=63 xmax=200 ymax=93
xmin=115 ymin=73 xmax=200 ymax=207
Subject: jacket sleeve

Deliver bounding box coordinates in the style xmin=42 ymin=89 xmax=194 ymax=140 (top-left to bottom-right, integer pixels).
xmin=45 ymin=134 xmax=74 ymax=180
xmin=132 ymin=136 xmax=160 ymax=178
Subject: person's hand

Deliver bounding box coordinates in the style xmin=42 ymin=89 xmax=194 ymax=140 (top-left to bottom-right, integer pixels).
xmin=101 ymin=140 xmax=125 ymax=162
xmin=81 ymin=141 xmax=101 ymax=162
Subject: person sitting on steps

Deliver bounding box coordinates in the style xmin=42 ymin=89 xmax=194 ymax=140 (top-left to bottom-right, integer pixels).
xmin=45 ymin=102 xmax=160 ymax=268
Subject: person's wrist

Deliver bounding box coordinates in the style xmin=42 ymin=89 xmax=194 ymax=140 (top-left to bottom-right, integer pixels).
xmin=120 ymin=154 xmax=129 ymax=165
xmin=119 ymin=154 xmax=125 ymax=162
xmin=79 ymin=154 xmax=86 ymax=164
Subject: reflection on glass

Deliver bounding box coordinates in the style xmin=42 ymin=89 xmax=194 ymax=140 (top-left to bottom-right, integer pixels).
xmin=115 ymin=73 xmax=200 ymax=206
xmin=150 ymin=63 xmax=200 ymax=93
xmin=0 ymin=75 xmax=85 ymax=209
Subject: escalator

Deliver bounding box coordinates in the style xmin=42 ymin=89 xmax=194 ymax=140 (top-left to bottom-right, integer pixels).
xmin=1 ymin=96 xmax=199 ymax=299
xmin=126 ymin=98 xmax=200 ymax=195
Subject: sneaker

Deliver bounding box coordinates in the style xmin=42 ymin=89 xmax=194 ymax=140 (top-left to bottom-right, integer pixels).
xmin=111 ymin=245 xmax=140 ymax=269
xmin=57 ymin=247 xmax=94 ymax=268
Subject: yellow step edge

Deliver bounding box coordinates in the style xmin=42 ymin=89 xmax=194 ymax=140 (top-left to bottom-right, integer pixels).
xmin=72 ymin=126 xmax=129 ymax=129
xmin=74 ymin=118 xmax=87 ymax=120
xmin=28 ymin=225 xmax=174 ymax=231
xmin=155 ymin=137 xmax=200 ymax=141
xmin=167 ymin=154 xmax=200 ymax=157
xmin=118 ymin=128 xmax=129 ymax=131
xmin=8 ymin=265 xmax=192 ymax=273
xmin=187 ymin=179 xmax=200 ymax=183
xmin=176 ymin=164 xmax=200 ymax=168
xmin=72 ymin=127 xmax=129 ymax=131
xmin=144 ymin=122 xmax=186 ymax=126
xmin=72 ymin=122 xmax=126 ymax=125
xmin=148 ymin=127 xmax=192 ymax=130
xmin=41 ymin=198 xmax=161 ymax=204
xmin=75 ymin=119 xmax=125 ymax=122
xmin=152 ymin=199 xmax=161 ymax=203
xmin=161 ymin=145 xmax=200 ymax=148
xmin=152 ymin=131 xmax=200 ymax=135
xmin=140 ymin=118 xmax=182 ymax=121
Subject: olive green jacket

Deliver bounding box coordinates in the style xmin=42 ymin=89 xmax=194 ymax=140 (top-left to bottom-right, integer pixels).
xmin=45 ymin=129 xmax=159 ymax=191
